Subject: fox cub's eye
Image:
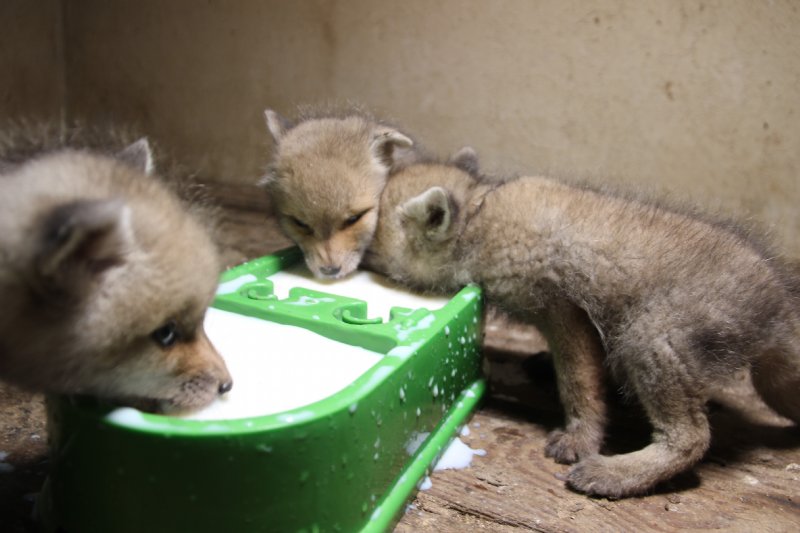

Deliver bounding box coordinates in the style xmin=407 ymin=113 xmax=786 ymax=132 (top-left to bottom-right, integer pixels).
xmin=151 ymin=321 xmax=179 ymax=348
xmin=342 ymin=210 xmax=369 ymax=229
xmin=288 ymin=216 xmax=312 ymax=234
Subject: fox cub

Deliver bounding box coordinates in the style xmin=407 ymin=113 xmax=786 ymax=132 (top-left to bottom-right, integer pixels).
xmin=0 ymin=134 xmax=232 ymax=412
xmin=261 ymin=108 xmax=416 ymax=279
xmin=365 ymin=151 xmax=800 ymax=497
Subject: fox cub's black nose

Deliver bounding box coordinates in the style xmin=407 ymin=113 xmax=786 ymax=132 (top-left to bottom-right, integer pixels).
xmin=320 ymin=265 xmax=341 ymax=276
xmin=219 ymin=381 xmax=233 ymax=394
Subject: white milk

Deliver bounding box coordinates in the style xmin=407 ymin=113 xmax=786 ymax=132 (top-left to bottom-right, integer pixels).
xmin=178 ymin=308 xmax=383 ymax=420
xmin=179 ymin=269 xmax=450 ymax=421
xmin=416 ymin=432 xmax=488 ymax=492
xmin=433 ymin=437 xmax=487 ymax=471
xmin=269 ymin=265 xmax=449 ymax=321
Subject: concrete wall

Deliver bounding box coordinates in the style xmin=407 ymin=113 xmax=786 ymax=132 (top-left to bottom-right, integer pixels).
xmin=0 ymin=0 xmax=63 ymax=120
xmin=62 ymin=1 xmax=333 ymax=181
xmin=3 ymin=1 xmax=800 ymax=253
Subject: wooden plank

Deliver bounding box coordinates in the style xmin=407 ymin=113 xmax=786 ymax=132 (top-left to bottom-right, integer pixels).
xmin=0 ymin=386 xmax=47 ymax=533
xmin=396 ymin=363 xmax=800 ymax=532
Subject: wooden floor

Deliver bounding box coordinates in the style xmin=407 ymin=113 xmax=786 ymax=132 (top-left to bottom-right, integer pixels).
xmin=2 ymin=189 xmax=800 ymax=532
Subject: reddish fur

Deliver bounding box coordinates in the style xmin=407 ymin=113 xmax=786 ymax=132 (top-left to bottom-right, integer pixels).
xmin=0 ymin=144 xmax=231 ymax=412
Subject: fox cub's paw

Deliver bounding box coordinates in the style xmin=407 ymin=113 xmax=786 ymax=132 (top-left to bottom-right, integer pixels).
xmin=544 ymin=428 xmax=599 ymax=464
xmin=566 ymin=454 xmax=648 ymax=499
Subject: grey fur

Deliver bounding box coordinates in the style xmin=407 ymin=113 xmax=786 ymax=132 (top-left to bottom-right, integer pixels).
xmin=115 ymin=137 xmax=154 ymax=175
xmin=0 ymin=119 xmax=223 ymax=238
xmin=366 ymin=158 xmax=800 ymax=498
xmin=448 ymin=146 xmax=480 ymax=175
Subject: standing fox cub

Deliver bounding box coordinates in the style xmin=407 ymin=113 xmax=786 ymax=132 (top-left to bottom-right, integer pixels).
xmin=261 ymin=108 xmax=416 ymax=279
xmin=366 ymin=152 xmax=800 ymax=497
xmin=0 ymin=135 xmax=232 ymax=412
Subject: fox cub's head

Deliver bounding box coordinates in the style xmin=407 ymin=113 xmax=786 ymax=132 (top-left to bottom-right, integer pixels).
xmin=261 ymin=109 xmax=415 ymax=279
xmin=1 ymin=140 xmax=232 ymax=412
xmin=366 ymin=148 xmax=481 ymax=290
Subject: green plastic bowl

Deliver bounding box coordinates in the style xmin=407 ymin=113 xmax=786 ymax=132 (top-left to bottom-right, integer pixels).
xmin=39 ymin=248 xmax=485 ymax=532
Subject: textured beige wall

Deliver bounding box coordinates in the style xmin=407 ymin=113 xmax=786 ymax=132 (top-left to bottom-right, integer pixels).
xmin=7 ymin=1 xmax=800 ymax=253
xmin=63 ymin=0 xmax=334 ymax=182
xmin=0 ymin=0 xmax=63 ymax=120
xmin=321 ymin=0 xmax=800 ymax=252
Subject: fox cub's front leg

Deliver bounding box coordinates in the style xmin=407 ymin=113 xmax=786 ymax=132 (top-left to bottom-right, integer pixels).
xmin=541 ymin=300 xmax=607 ymax=464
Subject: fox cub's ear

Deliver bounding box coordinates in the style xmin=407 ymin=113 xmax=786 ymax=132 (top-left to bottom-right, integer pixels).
xmin=400 ymin=186 xmax=454 ymax=242
xmin=449 ymin=146 xmax=480 ymax=176
xmin=265 ymin=109 xmax=291 ymax=142
xmin=116 ymin=138 xmax=154 ymax=175
xmin=36 ymin=199 xmax=134 ymax=287
xmin=370 ymin=126 xmax=414 ymax=172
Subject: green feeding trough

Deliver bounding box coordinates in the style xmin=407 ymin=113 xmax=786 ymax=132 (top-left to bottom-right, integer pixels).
xmin=39 ymin=247 xmax=486 ymax=532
